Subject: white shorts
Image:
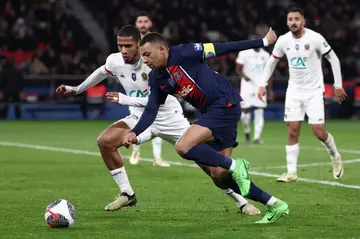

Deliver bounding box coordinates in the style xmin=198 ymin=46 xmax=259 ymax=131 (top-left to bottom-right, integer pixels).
xmin=284 ymin=91 xmax=325 ymax=124
xmin=240 ymin=90 xmax=267 ymax=109
xmin=119 ymin=112 xmax=190 ymax=145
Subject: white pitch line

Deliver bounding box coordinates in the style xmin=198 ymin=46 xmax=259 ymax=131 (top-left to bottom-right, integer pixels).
xmin=252 ymin=158 xmax=360 ymax=170
xmin=1 ymin=141 xmax=360 ymax=190
xmin=248 ymin=144 xmax=360 ymax=155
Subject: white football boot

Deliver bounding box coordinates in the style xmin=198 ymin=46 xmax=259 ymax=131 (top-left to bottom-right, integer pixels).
xmin=153 ymin=157 xmax=170 ymax=167
xmin=277 ymin=172 xmax=298 ymax=182
xmin=104 ymin=192 xmax=137 ymax=211
xmin=240 ymin=203 xmax=261 ymax=215
xmin=332 ymin=153 xmax=344 ymax=179
xmin=129 ymin=150 xmax=140 ymax=165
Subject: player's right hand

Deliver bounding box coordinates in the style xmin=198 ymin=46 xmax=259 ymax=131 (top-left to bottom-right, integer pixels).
xmin=264 ymin=27 xmax=277 ymax=45
xmin=258 ymin=87 xmax=266 ymax=101
xmin=334 ymin=87 xmax=347 ymax=104
xmin=123 ymin=132 xmax=137 ymax=148
xmin=55 ymin=84 xmax=76 ymax=95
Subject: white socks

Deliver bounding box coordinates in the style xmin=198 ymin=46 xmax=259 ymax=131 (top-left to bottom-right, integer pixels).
xmin=241 ymin=112 xmax=251 ymax=134
xmin=286 ymin=143 xmax=300 ymax=174
xmin=320 ymin=132 xmax=339 ymax=160
xmin=229 ymin=159 xmax=236 ymax=171
xmin=223 ymin=189 xmax=248 ymax=208
xmin=110 ymin=167 xmax=134 ymax=195
xmin=254 ymin=108 xmax=264 ymax=140
xmin=152 ymin=137 xmax=162 ymax=160
xmin=266 ymin=196 xmax=277 ymax=206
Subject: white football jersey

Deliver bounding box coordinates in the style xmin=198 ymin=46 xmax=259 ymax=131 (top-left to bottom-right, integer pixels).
xmin=236 ymin=49 xmax=270 ymax=94
xmin=272 ymin=28 xmax=331 ymax=93
xmin=105 ymin=53 xmax=183 ymax=117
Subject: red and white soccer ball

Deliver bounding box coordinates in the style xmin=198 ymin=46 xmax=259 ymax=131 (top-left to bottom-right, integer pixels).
xmin=44 ymin=199 xmax=76 ymax=228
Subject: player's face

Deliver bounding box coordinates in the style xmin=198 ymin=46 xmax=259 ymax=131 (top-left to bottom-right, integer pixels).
xmin=287 ymin=12 xmax=305 ymax=33
xmin=140 ymin=42 xmax=167 ymax=69
xmin=117 ymin=36 xmax=139 ymax=64
xmin=135 ymin=16 xmax=152 ymax=35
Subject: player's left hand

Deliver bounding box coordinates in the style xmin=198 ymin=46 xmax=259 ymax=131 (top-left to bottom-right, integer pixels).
xmin=258 ymin=87 xmax=266 ymax=101
xmin=264 ymin=27 xmax=277 ymax=46
xmin=106 ymin=92 xmax=120 ymax=103
xmin=123 ymin=132 xmax=137 ymax=148
xmin=334 ymin=87 xmax=347 ymax=104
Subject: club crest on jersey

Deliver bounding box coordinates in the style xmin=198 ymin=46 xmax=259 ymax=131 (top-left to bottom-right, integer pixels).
xmin=141 ymin=72 xmax=148 ymax=81
xmin=295 ymin=44 xmax=300 ymax=50
xmin=132 ymin=73 xmax=136 ymax=81
xmin=305 ymin=44 xmax=310 ymax=50
xmin=174 ymin=72 xmax=181 ymax=81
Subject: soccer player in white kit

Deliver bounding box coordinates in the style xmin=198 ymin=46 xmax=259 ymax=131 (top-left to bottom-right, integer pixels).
xmin=130 ymin=12 xmax=165 ymax=166
xmin=258 ymin=7 xmax=347 ymax=182
xmin=57 ymin=25 xmax=260 ymax=214
xmin=236 ymin=35 xmax=271 ymax=144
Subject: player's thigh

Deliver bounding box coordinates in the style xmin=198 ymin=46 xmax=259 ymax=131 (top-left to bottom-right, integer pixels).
xmin=156 ymin=119 xmax=190 ymax=146
xmin=306 ymin=94 xmax=325 ymax=125
xmin=175 ymin=124 xmax=214 ymax=155
xmin=284 ymin=95 xmax=305 ymax=122
xmin=97 ymin=117 xmax=134 ymax=147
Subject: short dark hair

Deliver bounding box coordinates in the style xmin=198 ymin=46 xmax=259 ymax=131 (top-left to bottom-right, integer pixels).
xmin=136 ymin=12 xmax=152 ymax=21
xmin=139 ymin=32 xmax=168 ymax=47
xmin=287 ymin=7 xmax=304 ymax=16
xmin=117 ymin=25 xmax=141 ymax=42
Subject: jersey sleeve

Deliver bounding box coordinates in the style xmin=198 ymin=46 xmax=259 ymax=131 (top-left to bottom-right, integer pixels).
xmin=131 ymin=71 xmax=168 ymax=136
xmin=271 ymin=36 xmax=285 ymax=59
xmin=317 ymin=33 xmax=332 ymax=55
xmin=235 ymin=51 xmax=245 ymax=65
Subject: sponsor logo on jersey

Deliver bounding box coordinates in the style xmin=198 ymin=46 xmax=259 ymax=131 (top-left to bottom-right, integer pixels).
xmin=295 ymin=44 xmax=300 ymax=50
xmin=175 ymin=85 xmax=193 ymax=97
xmin=131 ymin=72 xmax=136 ymax=81
xmin=129 ymin=89 xmax=149 ymax=97
xmin=305 ymin=44 xmax=310 ymax=50
xmin=323 ymin=41 xmax=329 ymax=48
xmin=141 ymin=72 xmax=148 ymax=81
xmin=120 ymin=73 xmax=125 ymax=78
xmin=290 ymin=57 xmax=307 ymax=69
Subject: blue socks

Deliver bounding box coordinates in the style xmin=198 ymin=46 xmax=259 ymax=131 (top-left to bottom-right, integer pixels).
xmin=183 ymin=144 xmax=233 ymax=169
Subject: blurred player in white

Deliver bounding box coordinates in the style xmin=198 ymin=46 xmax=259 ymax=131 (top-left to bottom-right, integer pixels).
xmin=56 ymin=25 xmax=260 ymax=215
xmin=236 ymin=35 xmax=271 ymax=144
xmin=130 ymin=12 xmax=164 ymax=165
xmin=258 ymin=7 xmax=346 ymax=182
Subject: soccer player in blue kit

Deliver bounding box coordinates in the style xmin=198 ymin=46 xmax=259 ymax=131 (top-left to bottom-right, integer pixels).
xmin=123 ymin=28 xmax=289 ymax=224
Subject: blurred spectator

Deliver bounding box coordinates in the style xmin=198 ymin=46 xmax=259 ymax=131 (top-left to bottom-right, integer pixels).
xmin=0 ymin=58 xmax=24 ymax=119
xmin=0 ymin=0 xmax=102 ymax=74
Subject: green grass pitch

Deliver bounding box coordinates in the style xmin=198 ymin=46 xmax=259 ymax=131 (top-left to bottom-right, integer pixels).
xmin=0 ymin=120 xmax=359 ymax=239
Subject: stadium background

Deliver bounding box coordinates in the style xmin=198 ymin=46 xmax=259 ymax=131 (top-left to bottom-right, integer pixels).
xmin=1 ymin=0 xmax=360 ymax=120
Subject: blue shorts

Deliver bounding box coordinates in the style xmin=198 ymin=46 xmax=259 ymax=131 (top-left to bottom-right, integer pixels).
xmin=193 ymin=103 xmax=241 ymax=151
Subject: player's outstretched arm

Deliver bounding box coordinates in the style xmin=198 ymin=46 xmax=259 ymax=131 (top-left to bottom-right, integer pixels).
xmin=324 ymin=50 xmax=347 ymax=103
xmin=204 ymin=28 xmax=277 ymax=59
xmin=257 ymin=56 xmax=279 ymax=100
xmin=106 ymin=92 xmax=149 ymax=107
xmin=55 ymin=65 xmax=109 ymax=95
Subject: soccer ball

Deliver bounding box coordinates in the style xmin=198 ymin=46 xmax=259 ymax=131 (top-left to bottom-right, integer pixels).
xmin=44 ymin=199 xmax=76 ymax=228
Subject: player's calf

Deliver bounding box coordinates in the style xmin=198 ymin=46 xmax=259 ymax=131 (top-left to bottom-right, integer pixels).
xmin=311 ymin=124 xmax=328 ymax=141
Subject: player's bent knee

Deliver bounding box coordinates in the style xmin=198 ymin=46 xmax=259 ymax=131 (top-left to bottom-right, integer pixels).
xmin=175 ymin=140 xmax=190 ymax=157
